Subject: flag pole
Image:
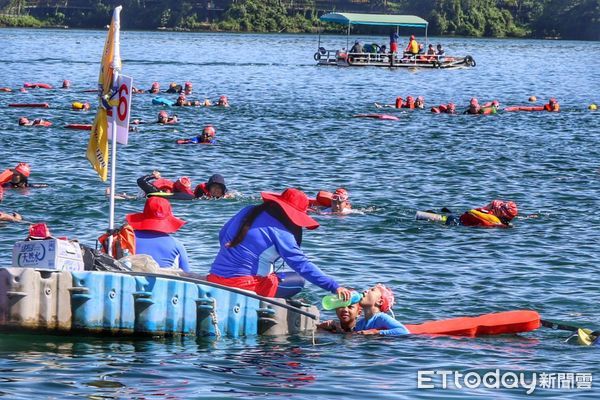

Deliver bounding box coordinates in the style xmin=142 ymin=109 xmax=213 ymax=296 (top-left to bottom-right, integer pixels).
xmin=107 ymin=6 xmax=122 ymax=257
xmin=108 ymin=75 xmax=119 ymax=238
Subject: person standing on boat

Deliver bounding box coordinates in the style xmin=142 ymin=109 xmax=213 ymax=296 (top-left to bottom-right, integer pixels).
xmin=207 ymin=188 xmax=352 ymax=300
xmin=126 ymin=196 xmax=190 ymax=272
xmin=389 ymin=31 xmax=399 ymax=54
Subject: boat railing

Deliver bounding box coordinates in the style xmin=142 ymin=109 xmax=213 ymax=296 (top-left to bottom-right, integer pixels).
xmin=316 ymin=49 xmax=473 ymax=68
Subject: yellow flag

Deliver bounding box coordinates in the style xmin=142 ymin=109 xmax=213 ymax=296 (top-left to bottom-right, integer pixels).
xmin=87 ymin=6 xmax=122 ymax=181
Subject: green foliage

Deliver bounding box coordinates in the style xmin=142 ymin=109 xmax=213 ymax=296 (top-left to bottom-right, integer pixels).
xmin=0 ymin=14 xmax=44 ymax=27
xmin=0 ymin=0 xmax=596 ymax=40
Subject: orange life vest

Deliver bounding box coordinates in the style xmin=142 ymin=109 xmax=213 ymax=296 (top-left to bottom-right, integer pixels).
xmin=459 ymin=209 xmax=506 ymax=227
xmin=98 ymin=224 xmax=136 ymax=259
xmin=0 ymin=169 xmax=13 ymax=185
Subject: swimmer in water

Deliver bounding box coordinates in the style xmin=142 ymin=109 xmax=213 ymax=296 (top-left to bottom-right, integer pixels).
xmin=193 ymin=173 xmax=231 ymax=199
xmin=310 ymin=188 xmax=352 ymax=214
xmin=0 ymin=162 xmax=31 ymax=188
xmin=166 ymin=82 xmax=182 ymax=94
xmin=430 ymin=102 xmax=457 ymax=114
xmin=18 ymin=117 xmax=52 ymax=127
xmin=217 ymin=95 xmax=230 ymax=107
xmin=416 ymin=200 xmax=518 ymax=228
xmin=157 ymin=110 xmax=178 ymax=124
xmin=318 ymin=301 xmax=362 ymax=333
xmin=464 ymin=97 xmax=481 ymax=114
xmin=183 ymin=81 xmax=193 ymax=95
xmin=354 ymin=284 xmax=409 ymax=336
xmin=176 ymin=125 xmax=216 ymax=144
xmin=149 ymin=82 xmax=160 ymax=94
xmin=175 ymin=94 xmax=200 ymax=107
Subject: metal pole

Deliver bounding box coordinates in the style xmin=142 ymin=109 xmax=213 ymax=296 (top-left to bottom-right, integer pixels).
xmin=346 ymin=22 xmax=350 ymax=50
xmin=107 ymin=73 xmax=119 ymax=257
xmin=318 ymin=19 xmax=321 ymax=49
xmin=425 ymin=24 xmax=428 ymax=49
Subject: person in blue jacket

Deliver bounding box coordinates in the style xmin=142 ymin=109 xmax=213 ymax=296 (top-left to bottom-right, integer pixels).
xmin=354 ymin=284 xmax=409 ymax=336
xmin=126 ymin=196 xmax=190 ymax=272
xmin=207 ymin=188 xmax=352 ymax=300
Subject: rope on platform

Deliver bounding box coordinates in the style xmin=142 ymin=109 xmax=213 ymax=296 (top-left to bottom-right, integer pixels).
xmin=210 ymin=298 xmax=221 ymax=339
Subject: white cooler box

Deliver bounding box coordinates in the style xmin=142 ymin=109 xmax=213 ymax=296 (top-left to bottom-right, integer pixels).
xmin=12 ymin=239 xmax=85 ymax=271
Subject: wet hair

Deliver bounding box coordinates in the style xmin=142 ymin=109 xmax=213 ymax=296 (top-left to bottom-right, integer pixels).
xmin=227 ymin=202 xmax=302 ymax=248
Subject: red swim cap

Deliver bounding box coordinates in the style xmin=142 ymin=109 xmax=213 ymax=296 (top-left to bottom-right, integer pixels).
xmin=177 ymin=94 xmax=186 ymax=102
xmin=176 ymin=176 xmax=191 ymax=188
xmin=549 ymin=98 xmax=557 ymax=105
xmin=500 ymin=201 xmax=518 ymax=220
xmin=487 ymin=200 xmax=518 ymax=221
xmin=333 ymin=188 xmax=349 ymax=201
xmin=173 ymin=176 xmax=193 ymax=194
xmin=185 ymin=81 xmax=192 ymax=88
xmin=151 ymin=81 xmax=159 ymax=88
xmin=158 ymin=110 xmax=168 ymax=119
xmin=376 ymin=284 xmax=395 ymax=312
xmin=18 ymin=117 xmax=29 ymax=126
xmin=407 ymin=96 xmax=414 ymax=103
xmin=14 ymin=162 xmax=30 ymax=177
xmin=470 ymin=98 xmax=479 ymax=106
xmin=62 ymin=80 xmax=70 ymax=88
xmin=203 ymin=125 xmax=216 ymax=137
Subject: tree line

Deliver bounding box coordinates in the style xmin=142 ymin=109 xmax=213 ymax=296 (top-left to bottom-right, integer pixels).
xmin=1 ymin=0 xmax=598 ymax=40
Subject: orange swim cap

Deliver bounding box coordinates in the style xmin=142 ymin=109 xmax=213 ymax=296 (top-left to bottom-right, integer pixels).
xmin=14 ymin=162 xmax=31 ymax=177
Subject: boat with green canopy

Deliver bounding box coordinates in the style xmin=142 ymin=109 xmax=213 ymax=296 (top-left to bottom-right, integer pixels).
xmin=315 ymin=12 xmax=476 ymax=69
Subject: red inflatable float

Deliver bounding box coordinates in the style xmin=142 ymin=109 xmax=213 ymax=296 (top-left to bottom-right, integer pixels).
xmin=23 ymin=82 xmax=53 ymax=89
xmin=405 ymin=310 xmax=541 ymax=337
xmin=8 ymin=103 xmax=50 ymax=108
xmin=353 ymin=114 xmax=400 ymax=121
xmin=65 ymin=124 xmax=92 ymax=130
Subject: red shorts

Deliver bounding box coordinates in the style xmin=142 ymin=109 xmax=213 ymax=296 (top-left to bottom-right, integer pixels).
xmin=207 ymin=273 xmax=279 ymax=297
xmin=390 ymin=43 xmax=398 ymax=53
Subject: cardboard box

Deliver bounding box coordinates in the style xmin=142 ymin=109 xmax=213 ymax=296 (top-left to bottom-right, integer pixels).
xmin=12 ymin=239 xmax=84 ymax=271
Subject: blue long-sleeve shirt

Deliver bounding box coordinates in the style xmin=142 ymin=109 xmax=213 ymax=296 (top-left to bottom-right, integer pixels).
xmin=210 ymin=206 xmax=339 ymax=293
xmin=355 ymin=312 xmax=410 ymax=336
xmin=134 ymin=230 xmax=190 ymax=272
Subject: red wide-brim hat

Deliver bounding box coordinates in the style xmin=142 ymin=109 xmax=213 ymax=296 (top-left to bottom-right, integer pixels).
xmin=126 ymin=197 xmax=186 ymax=234
xmin=261 ymin=188 xmax=320 ymax=230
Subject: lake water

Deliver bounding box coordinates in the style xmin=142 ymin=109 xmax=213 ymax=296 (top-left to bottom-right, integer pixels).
xmin=0 ymin=28 xmax=599 ymax=398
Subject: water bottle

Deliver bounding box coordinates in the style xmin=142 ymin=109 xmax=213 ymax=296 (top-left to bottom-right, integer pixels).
xmin=415 ymin=211 xmax=447 ymax=223
xmin=322 ymin=291 xmax=362 ymax=310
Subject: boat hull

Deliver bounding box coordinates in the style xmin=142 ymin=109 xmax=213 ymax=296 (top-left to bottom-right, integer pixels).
xmin=0 ymin=268 xmax=319 ymax=338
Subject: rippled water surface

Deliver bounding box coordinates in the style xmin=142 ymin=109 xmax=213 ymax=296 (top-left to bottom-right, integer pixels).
xmin=0 ymin=29 xmax=599 ymax=398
